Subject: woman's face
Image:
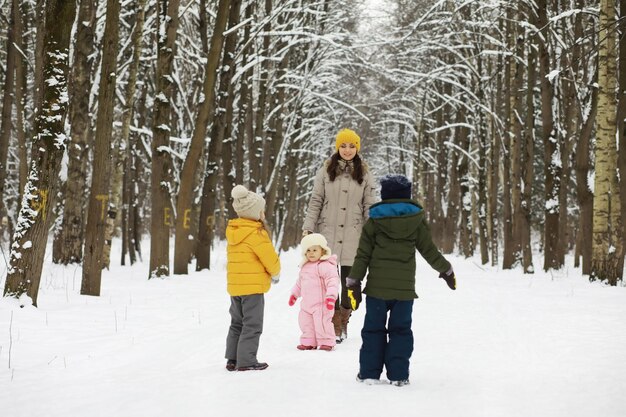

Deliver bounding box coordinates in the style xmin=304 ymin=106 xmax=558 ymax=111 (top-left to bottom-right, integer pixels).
xmin=338 ymin=142 xmax=357 ymax=161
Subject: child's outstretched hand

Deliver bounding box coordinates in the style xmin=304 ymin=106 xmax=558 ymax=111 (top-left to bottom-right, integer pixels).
xmin=439 ymin=268 xmax=456 ymax=290
xmin=325 ymin=297 xmax=335 ymax=310
xmin=288 ymin=295 xmax=297 ymax=306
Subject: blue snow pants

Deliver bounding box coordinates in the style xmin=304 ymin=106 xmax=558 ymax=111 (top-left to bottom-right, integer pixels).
xmin=359 ymin=296 xmax=414 ymax=381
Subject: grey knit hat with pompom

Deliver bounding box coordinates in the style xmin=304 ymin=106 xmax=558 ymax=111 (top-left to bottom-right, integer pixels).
xmin=231 ymin=185 xmax=266 ymax=220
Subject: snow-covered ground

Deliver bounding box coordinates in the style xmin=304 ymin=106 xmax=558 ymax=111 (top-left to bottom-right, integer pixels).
xmin=1 ymin=242 xmax=625 ymax=417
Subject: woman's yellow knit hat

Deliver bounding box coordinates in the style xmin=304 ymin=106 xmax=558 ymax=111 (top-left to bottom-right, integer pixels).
xmin=335 ymin=128 xmax=361 ymax=152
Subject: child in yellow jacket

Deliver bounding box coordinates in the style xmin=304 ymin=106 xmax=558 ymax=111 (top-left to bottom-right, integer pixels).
xmin=225 ymin=185 xmax=281 ymax=371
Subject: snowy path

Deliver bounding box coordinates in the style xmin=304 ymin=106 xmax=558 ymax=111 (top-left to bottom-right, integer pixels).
xmin=1 ymin=245 xmax=625 ymax=417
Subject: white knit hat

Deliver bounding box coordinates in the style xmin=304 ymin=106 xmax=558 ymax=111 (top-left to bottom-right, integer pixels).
xmin=231 ymin=185 xmax=266 ymax=220
xmin=300 ymin=233 xmax=332 ymax=266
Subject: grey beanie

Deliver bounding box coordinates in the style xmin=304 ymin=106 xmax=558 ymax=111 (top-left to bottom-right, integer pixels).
xmin=231 ymin=185 xmax=266 ymax=220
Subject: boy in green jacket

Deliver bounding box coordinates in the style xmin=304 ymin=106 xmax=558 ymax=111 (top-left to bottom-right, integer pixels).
xmin=346 ymin=174 xmax=456 ymax=386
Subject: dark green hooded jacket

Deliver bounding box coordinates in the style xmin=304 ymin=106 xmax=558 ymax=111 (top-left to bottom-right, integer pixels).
xmin=349 ymin=199 xmax=451 ymax=300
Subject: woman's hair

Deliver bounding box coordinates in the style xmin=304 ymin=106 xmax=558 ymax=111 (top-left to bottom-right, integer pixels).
xmin=327 ymin=152 xmax=364 ymax=184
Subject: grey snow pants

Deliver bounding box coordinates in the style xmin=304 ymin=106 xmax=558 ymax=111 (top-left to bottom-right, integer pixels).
xmin=225 ymin=294 xmax=265 ymax=367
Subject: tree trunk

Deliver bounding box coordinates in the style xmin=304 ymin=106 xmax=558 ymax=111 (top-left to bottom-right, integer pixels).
xmin=173 ymin=0 xmax=231 ymax=274
xmin=263 ymin=19 xmax=293 ymax=228
xmin=618 ymin=0 xmax=626 ymax=272
xmin=14 ymin=0 xmax=27 ymax=215
xmin=536 ymin=0 xmax=562 ymax=271
xmin=32 ymin=0 xmax=46 ymax=119
xmin=477 ymin=106 xmax=489 ymax=265
xmin=457 ymin=104 xmax=473 ymax=258
xmin=234 ymin=1 xmax=254 ymax=188
xmin=81 ymin=0 xmax=120 ymax=296
xmin=509 ymin=11 xmax=525 ymax=269
xmin=102 ymin=0 xmax=148 ymax=269
xmin=481 ymin=54 xmax=496 ymax=266
xmin=442 ymin=113 xmax=461 ymax=254
xmin=126 ymin=83 xmax=150 ymax=264
xmin=194 ymin=0 xmax=241 ymax=270
xmin=521 ymin=20 xmax=536 ymax=274
xmin=149 ymin=0 xmax=181 ymax=278
xmin=0 ymin=0 xmax=17 ymax=225
xmin=218 ymin=0 xmax=243 ymax=224
xmin=3 ymin=0 xmax=77 ymax=306
xmin=257 ymin=0 xmax=273 ymax=191
xmin=52 ymin=0 xmax=96 ymax=264
xmin=591 ymin=0 xmax=623 ymax=284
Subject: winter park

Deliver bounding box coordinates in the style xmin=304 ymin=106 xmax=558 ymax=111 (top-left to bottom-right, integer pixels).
xmin=1 ymin=0 xmax=626 ymax=416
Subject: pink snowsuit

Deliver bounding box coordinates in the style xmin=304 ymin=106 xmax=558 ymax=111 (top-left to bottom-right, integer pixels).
xmin=291 ymin=255 xmax=340 ymax=347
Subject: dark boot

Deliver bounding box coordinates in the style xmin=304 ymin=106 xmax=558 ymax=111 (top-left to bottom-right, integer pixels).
xmin=332 ymin=309 xmax=343 ymax=343
xmin=236 ymin=362 xmax=269 ymax=371
xmin=340 ymin=307 xmax=352 ymax=340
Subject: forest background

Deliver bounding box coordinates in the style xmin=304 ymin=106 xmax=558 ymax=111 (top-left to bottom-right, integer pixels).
xmin=0 ymin=0 xmax=625 ymax=307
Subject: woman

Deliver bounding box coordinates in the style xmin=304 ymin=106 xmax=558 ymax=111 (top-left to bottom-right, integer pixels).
xmin=302 ymin=128 xmax=377 ymax=343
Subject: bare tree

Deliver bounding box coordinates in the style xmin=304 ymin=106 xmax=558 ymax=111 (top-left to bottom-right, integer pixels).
xmin=195 ymin=0 xmax=242 ymax=271
xmin=173 ymin=0 xmax=232 ymax=274
xmin=0 ymin=0 xmax=17 ymax=228
xmin=3 ymin=0 xmax=77 ymax=306
xmin=52 ymin=0 xmax=96 ymax=264
xmin=81 ymin=0 xmax=121 ymax=296
xmin=149 ymin=0 xmax=181 ymax=278
xmin=103 ymin=0 xmax=149 ymax=268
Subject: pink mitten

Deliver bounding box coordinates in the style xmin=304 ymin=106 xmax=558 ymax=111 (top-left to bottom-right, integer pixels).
xmin=325 ymin=297 xmax=335 ymax=311
xmin=288 ymin=295 xmax=297 ymax=306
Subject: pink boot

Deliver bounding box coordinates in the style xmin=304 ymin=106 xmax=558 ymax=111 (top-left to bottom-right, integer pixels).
xmin=318 ymin=345 xmax=334 ymax=351
xmin=297 ymin=345 xmax=316 ymax=350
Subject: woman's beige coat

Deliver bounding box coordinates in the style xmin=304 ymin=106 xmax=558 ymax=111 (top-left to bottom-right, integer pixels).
xmin=302 ymin=159 xmax=377 ymax=266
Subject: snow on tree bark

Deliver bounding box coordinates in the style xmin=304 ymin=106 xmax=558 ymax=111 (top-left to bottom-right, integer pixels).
xmin=3 ymin=0 xmax=77 ymax=306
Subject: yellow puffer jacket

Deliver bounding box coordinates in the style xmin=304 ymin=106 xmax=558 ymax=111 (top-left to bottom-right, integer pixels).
xmin=226 ymin=218 xmax=281 ymax=296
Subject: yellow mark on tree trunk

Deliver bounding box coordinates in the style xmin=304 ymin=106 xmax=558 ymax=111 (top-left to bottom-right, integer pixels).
xmin=164 ymin=207 xmax=173 ymax=226
xmin=32 ymin=189 xmax=49 ymax=220
xmin=96 ymin=195 xmax=109 ymax=220
xmin=206 ymin=215 xmax=215 ymax=227
xmin=183 ymin=209 xmax=191 ymax=229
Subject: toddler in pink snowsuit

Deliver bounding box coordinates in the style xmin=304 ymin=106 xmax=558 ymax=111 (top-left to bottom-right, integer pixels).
xmin=288 ymin=233 xmax=340 ymax=351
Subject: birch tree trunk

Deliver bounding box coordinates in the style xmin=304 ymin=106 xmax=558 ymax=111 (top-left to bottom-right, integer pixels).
xmin=173 ymin=0 xmax=231 ymax=274
xmin=617 ymin=0 xmax=626 ymax=271
xmin=149 ymin=0 xmax=181 ymax=278
xmin=52 ymin=0 xmax=96 ymax=264
xmin=3 ymin=0 xmax=76 ymax=306
xmin=591 ymin=0 xmax=623 ymax=284
xmin=81 ymin=0 xmax=120 ymax=296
